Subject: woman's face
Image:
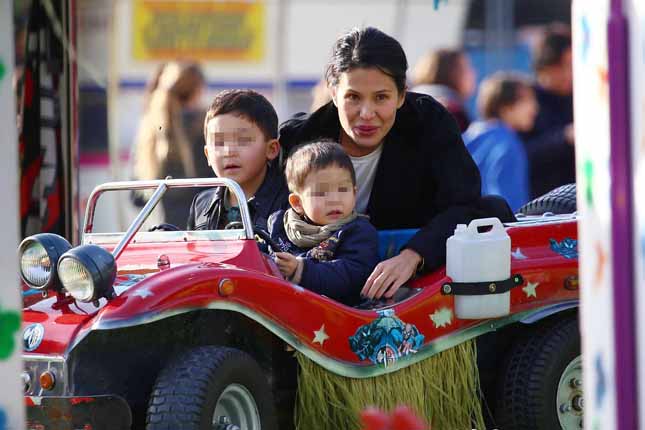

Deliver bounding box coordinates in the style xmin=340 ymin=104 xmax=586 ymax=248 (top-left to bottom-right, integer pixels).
xmin=331 ymin=68 xmax=405 ymax=157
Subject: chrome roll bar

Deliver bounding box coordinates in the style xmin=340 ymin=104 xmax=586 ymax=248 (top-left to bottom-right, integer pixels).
xmin=84 ymin=178 xmax=253 ymax=260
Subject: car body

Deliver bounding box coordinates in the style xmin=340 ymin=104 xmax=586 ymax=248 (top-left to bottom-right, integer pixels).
xmin=20 ymin=178 xmax=581 ymax=430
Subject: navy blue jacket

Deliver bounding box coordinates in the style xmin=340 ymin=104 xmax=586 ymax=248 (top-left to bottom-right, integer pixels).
xmin=268 ymin=210 xmax=380 ymax=305
xmin=520 ymin=85 xmax=575 ymax=198
xmin=187 ymin=164 xmax=290 ymax=231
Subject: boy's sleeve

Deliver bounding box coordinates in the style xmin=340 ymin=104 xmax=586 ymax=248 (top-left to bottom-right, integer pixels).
xmin=186 ymin=193 xmax=198 ymax=230
xmin=299 ymin=221 xmax=379 ymax=303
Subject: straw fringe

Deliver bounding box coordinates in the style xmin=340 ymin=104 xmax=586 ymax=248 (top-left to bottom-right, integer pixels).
xmin=295 ymin=340 xmax=485 ymax=430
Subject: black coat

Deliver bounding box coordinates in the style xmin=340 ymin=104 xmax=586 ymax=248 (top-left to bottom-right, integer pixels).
xmin=279 ymin=92 xmax=486 ymax=272
xmin=520 ymin=85 xmax=576 ymax=199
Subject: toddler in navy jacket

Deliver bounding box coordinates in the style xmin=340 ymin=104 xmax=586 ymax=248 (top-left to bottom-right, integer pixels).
xmin=268 ymin=141 xmax=379 ymax=305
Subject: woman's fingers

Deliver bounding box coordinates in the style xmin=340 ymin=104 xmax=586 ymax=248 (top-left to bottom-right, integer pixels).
xmin=363 ymin=265 xmax=395 ymax=299
xmin=384 ymin=276 xmax=407 ymax=298
xmin=363 ymin=252 xmax=420 ymax=299
xmin=361 ymin=264 xmax=382 ymax=296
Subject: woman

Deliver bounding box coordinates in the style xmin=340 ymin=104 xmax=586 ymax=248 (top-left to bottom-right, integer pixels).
xmin=411 ymin=49 xmax=476 ymax=132
xmin=131 ymin=61 xmax=208 ymax=225
xmin=279 ymin=27 xmax=505 ymax=300
xmin=464 ymin=72 xmax=538 ymax=211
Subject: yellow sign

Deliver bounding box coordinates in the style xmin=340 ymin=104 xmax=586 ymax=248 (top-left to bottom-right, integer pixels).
xmin=133 ymin=1 xmax=265 ymax=62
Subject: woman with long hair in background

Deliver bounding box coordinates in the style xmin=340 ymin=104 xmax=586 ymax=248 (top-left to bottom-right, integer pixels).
xmin=131 ymin=61 xmax=207 ymax=226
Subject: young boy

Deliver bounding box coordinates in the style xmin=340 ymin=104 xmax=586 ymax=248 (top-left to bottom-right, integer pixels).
xmin=268 ymin=141 xmax=379 ymax=305
xmin=463 ymin=73 xmax=537 ymax=211
xmin=187 ymin=89 xmax=290 ymax=230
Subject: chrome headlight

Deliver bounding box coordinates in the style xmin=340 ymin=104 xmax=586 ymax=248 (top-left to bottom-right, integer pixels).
xmin=58 ymin=245 xmax=117 ymax=302
xmin=19 ymin=234 xmax=72 ymax=290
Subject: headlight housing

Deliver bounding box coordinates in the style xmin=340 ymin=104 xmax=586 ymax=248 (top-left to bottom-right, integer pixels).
xmin=58 ymin=245 xmax=117 ymax=302
xmin=19 ymin=234 xmax=72 ymax=290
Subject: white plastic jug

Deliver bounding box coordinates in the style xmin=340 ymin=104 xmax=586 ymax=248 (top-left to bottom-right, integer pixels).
xmin=446 ymin=217 xmax=511 ymax=319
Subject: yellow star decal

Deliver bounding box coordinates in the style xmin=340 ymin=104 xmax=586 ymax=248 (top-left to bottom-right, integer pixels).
xmin=313 ymin=324 xmax=330 ymax=346
xmin=523 ymin=281 xmax=539 ymax=298
xmin=430 ymin=307 xmax=453 ymax=328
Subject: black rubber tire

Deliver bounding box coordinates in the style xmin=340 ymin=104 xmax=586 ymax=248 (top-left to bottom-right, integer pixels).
xmin=146 ymin=346 xmax=277 ymax=430
xmin=495 ymin=316 xmax=581 ymax=430
xmin=518 ymin=184 xmax=577 ymax=215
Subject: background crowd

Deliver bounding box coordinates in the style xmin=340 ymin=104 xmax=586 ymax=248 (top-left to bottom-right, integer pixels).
xmin=129 ymin=23 xmax=574 ymax=223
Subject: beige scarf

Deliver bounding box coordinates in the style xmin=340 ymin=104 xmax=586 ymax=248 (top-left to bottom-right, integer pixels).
xmin=283 ymin=208 xmax=357 ymax=248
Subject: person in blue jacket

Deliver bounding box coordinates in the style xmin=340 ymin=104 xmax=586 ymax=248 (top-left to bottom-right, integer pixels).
xmin=268 ymin=141 xmax=379 ymax=305
xmin=463 ymin=72 xmax=538 ymax=212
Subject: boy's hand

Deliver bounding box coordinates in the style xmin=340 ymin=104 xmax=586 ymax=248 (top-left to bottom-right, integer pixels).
xmin=274 ymin=252 xmax=298 ymax=278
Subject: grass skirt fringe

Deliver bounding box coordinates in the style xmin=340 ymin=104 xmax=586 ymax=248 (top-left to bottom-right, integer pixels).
xmin=294 ymin=340 xmax=485 ymax=430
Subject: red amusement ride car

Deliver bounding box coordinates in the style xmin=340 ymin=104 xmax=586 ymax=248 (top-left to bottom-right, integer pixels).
xmin=20 ymin=178 xmax=581 ymax=430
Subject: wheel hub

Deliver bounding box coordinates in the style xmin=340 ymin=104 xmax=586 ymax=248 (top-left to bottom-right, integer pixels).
xmin=213 ymin=383 xmax=260 ymax=430
xmin=556 ymin=356 xmax=583 ymax=429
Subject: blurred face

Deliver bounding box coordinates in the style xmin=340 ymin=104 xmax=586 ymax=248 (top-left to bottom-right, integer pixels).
xmin=289 ymin=165 xmax=356 ymax=225
xmin=185 ymin=84 xmax=206 ymax=110
xmin=539 ymin=48 xmax=573 ymax=96
xmin=556 ymin=49 xmax=574 ymax=95
xmin=331 ymin=68 xmax=405 ymax=157
xmin=204 ymin=114 xmax=279 ymax=195
xmin=501 ymin=87 xmax=538 ymax=132
xmin=456 ymin=55 xmax=477 ymax=99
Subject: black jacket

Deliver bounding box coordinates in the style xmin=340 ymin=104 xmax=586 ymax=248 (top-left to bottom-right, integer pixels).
xmin=186 ymin=164 xmax=290 ymax=231
xmin=279 ymin=92 xmax=484 ymax=272
xmin=520 ymin=85 xmax=575 ymax=199
xmin=268 ymin=210 xmax=379 ymax=305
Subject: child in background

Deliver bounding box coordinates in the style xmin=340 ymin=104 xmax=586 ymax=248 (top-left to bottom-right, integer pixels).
xmin=187 ymin=89 xmax=289 ymax=231
xmin=463 ymin=72 xmax=538 ymax=212
xmin=269 ymin=141 xmax=379 ymax=305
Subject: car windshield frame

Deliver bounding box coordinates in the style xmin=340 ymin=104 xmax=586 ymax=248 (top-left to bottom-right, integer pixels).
xmin=82 ymin=178 xmax=254 ymax=248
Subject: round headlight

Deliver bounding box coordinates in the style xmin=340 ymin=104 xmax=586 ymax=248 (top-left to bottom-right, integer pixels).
xmin=58 ymin=257 xmax=95 ymax=301
xmin=58 ymin=245 xmax=117 ymax=302
xmin=19 ymin=234 xmax=72 ymax=290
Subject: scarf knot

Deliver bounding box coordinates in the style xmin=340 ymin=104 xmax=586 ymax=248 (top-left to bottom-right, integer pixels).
xmin=283 ymin=209 xmax=357 ymax=248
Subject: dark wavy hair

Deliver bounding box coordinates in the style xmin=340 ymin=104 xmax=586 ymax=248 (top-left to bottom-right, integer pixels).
xmin=325 ymin=27 xmax=408 ymax=93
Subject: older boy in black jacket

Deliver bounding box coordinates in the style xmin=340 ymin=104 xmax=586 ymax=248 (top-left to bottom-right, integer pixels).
xmin=187 ymin=90 xmax=289 ymax=230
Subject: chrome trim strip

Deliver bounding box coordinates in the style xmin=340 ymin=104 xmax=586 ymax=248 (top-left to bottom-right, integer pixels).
xmin=67 ymin=301 xmax=560 ymax=379
xmin=22 ymin=354 xmax=66 ymax=362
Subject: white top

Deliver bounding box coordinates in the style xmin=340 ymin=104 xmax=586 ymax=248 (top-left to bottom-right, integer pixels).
xmin=350 ymin=145 xmax=383 ymax=214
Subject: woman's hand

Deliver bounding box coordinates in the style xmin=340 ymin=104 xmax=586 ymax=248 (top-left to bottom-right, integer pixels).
xmin=274 ymin=252 xmax=298 ymax=278
xmin=361 ymin=249 xmax=422 ymax=299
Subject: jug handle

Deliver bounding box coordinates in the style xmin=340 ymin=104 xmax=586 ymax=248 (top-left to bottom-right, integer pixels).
xmin=467 ymin=217 xmax=505 ymax=235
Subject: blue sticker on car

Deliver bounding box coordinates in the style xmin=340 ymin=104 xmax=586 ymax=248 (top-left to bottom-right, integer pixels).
xmin=349 ymin=309 xmax=424 ymax=367
xmin=550 ymin=238 xmax=578 ymax=259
